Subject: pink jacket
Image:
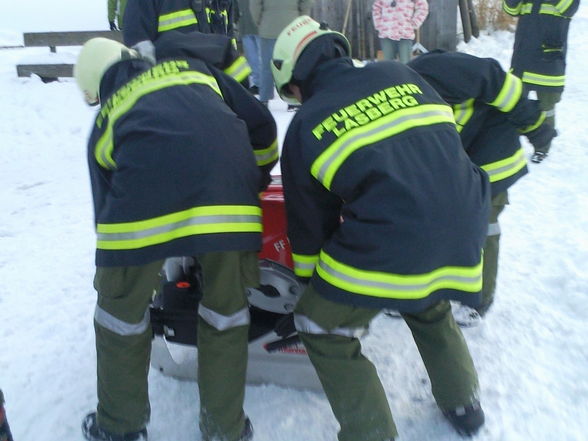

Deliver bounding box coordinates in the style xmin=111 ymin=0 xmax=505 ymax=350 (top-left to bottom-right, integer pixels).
xmin=372 ymin=0 xmax=429 ymax=41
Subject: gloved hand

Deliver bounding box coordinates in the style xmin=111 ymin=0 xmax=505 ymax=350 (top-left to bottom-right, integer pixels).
xmin=109 ymin=20 xmax=119 ymax=31
xmin=132 ymin=40 xmax=156 ymax=65
xmin=525 ymin=122 xmax=557 ymax=151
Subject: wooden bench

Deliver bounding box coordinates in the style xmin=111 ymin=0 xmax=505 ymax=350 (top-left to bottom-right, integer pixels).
xmin=16 ymin=30 xmax=123 ymax=81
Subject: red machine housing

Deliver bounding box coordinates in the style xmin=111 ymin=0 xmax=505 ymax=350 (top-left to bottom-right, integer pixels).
xmin=259 ymin=176 xmax=293 ymax=270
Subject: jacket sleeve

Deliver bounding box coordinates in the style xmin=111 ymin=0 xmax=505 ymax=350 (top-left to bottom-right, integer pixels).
xmin=123 ymin=0 xmax=159 ymax=47
xmin=220 ymin=38 xmax=253 ymax=84
xmin=409 ymin=51 xmax=545 ymax=130
xmin=281 ymin=120 xmax=343 ymax=282
xmin=412 ymin=0 xmax=429 ymax=29
xmin=409 ymin=51 xmax=520 ymax=109
xmin=213 ymin=67 xmax=278 ymax=190
xmin=249 ymin=0 xmax=262 ymax=26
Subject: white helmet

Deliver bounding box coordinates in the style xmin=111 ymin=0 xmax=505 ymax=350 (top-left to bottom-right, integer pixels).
xmin=74 ymin=37 xmax=138 ymax=105
xmin=271 ymin=16 xmax=350 ymax=103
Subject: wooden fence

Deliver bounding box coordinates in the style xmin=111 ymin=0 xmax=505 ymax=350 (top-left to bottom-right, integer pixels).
xmin=311 ymin=0 xmax=460 ymax=59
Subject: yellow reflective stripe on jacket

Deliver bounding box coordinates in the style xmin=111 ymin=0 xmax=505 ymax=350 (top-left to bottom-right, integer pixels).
xmin=95 ymin=70 xmax=223 ymax=170
xmin=481 ymin=147 xmax=527 ymax=183
xmin=255 ymin=139 xmax=279 ymax=166
xmin=503 ymin=0 xmax=529 ymax=14
xmin=522 ymin=71 xmax=565 ymax=87
xmin=520 ymin=111 xmax=546 ymax=134
xmin=311 ymin=104 xmax=455 ymax=190
xmin=158 ymin=9 xmax=198 ymax=32
xmin=223 ymin=55 xmax=252 ymax=83
xmin=521 ymin=2 xmax=533 ymax=13
xmin=97 ymin=205 xmax=262 ymax=250
xmin=541 ymin=0 xmax=574 ymax=15
xmin=316 ymin=250 xmax=483 ymax=299
xmin=292 ymin=253 xmax=320 ymax=278
xmin=452 ymin=99 xmax=475 ymax=133
xmin=489 ymin=73 xmax=523 ymax=112
xmin=505 ymin=1 xmax=533 ymax=14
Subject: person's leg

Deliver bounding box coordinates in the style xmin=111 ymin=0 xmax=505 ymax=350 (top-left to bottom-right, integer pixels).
xmin=379 ymin=38 xmax=395 ymax=61
xmin=197 ymin=251 xmax=256 ymax=441
xmin=402 ymin=301 xmax=480 ymax=410
xmin=295 ymin=285 xmax=397 ymax=441
xmin=93 ymin=260 xmax=165 ymax=434
xmin=397 ymin=39 xmax=413 ymax=64
xmin=258 ymin=37 xmax=276 ymax=103
xmin=477 ymin=191 xmax=508 ymax=315
xmin=534 ymin=89 xmax=562 ymax=154
xmin=241 ymin=34 xmax=260 ymax=89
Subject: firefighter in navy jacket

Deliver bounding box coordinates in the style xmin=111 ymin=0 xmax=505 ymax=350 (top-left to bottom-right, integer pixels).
xmin=271 ymin=16 xmax=489 ymax=441
xmin=74 ymin=37 xmax=276 ymax=441
xmin=408 ymin=50 xmax=557 ymax=319
xmin=123 ymin=0 xmax=249 ymax=84
xmin=503 ymin=0 xmax=580 ymax=162
xmin=124 ymin=0 xmax=236 ymax=45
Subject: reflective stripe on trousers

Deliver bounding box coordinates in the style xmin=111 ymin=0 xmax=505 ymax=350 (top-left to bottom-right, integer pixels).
xmin=488 ymin=222 xmax=501 ymax=236
xmin=294 ymin=313 xmax=368 ymax=339
xmin=198 ymin=304 xmax=250 ymax=331
xmin=94 ymin=305 xmax=150 ymax=336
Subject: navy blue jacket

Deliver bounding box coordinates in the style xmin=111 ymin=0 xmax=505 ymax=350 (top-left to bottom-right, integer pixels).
xmin=503 ymin=0 xmax=580 ymax=92
xmin=124 ymin=0 xmax=235 ymax=47
xmin=88 ymin=55 xmax=277 ymax=267
xmin=282 ymin=58 xmax=491 ymax=312
xmin=409 ymin=50 xmax=546 ymax=196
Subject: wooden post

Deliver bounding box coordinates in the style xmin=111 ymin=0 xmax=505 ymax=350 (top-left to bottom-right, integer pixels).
xmin=467 ymin=0 xmax=480 ymax=38
xmin=459 ymin=0 xmax=473 ymax=42
xmin=419 ymin=0 xmax=459 ymax=51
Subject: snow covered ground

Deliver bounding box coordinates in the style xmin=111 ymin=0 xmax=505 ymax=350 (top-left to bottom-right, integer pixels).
xmin=1 ymin=2 xmax=587 ymax=440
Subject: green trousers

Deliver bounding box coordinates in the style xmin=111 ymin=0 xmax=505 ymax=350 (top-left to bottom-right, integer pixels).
xmin=534 ymin=89 xmax=562 ymax=153
xmin=93 ymin=259 xmax=164 ymax=434
xmin=197 ymin=251 xmax=258 ymax=441
xmin=294 ymin=286 xmax=480 ymax=441
xmin=93 ymin=251 xmax=258 ymax=439
xmin=478 ymin=191 xmax=508 ymax=315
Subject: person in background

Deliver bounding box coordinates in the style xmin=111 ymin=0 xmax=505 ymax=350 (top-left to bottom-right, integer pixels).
xmin=0 ymin=390 xmax=13 ymax=441
xmin=503 ymin=0 xmax=580 ymax=163
xmin=271 ymin=15 xmax=489 ymax=441
xmin=74 ymin=35 xmax=277 ymax=441
xmin=372 ymin=0 xmax=429 ymax=64
xmin=249 ymin=0 xmax=314 ymax=107
xmin=236 ymin=0 xmax=261 ymax=94
xmin=107 ymin=0 xmax=127 ymax=30
xmin=408 ymin=50 xmax=557 ymax=325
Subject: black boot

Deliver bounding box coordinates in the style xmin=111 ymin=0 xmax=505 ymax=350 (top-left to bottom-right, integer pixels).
xmin=531 ymin=151 xmax=548 ymax=163
xmin=238 ymin=417 xmax=253 ymax=441
xmin=82 ymin=413 xmax=147 ymax=441
xmin=443 ymin=401 xmax=485 ymax=436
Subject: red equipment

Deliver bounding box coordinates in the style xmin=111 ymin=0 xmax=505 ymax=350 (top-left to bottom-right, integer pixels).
xmin=149 ymin=177 xmax=322 ymax=391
